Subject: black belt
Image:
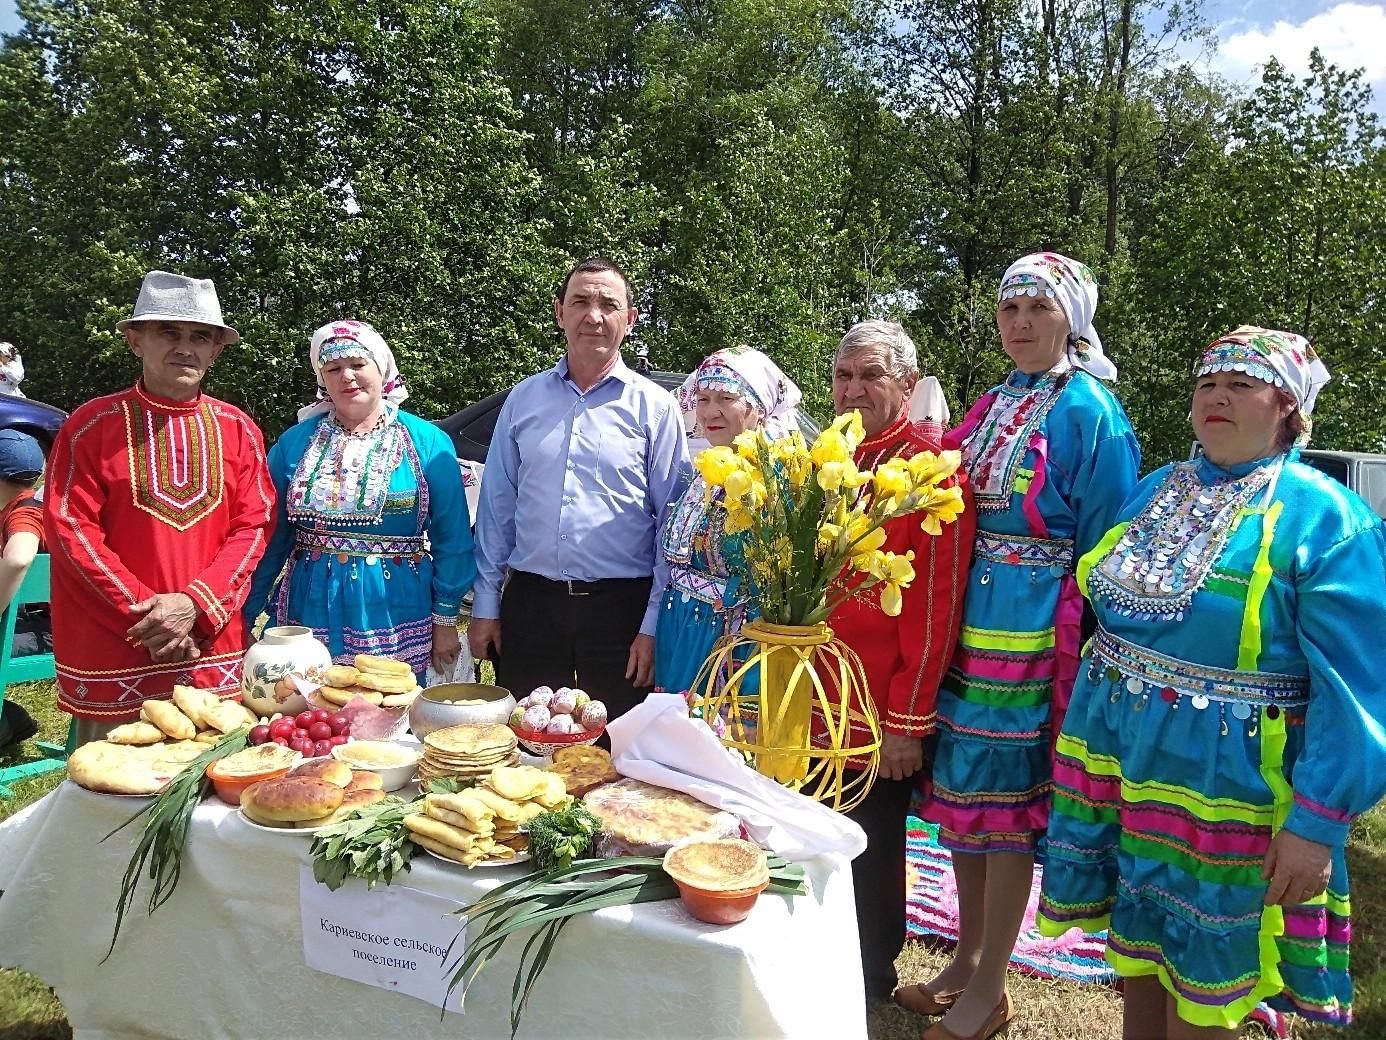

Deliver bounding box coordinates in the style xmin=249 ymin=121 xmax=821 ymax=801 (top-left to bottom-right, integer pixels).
xmin=512 ymin=571 xmax=651 ymax=597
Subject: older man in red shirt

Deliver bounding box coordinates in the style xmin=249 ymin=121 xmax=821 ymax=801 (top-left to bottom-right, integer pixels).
xmin=45 ymin=271 xmax=274 ymax=746
xmin=828 ymin=320 xmax=975 ymax=1003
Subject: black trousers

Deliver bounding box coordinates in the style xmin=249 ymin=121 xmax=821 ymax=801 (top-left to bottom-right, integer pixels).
xmin=845 ymin=772 xmax=916 ymax=999
xmin=494 ymin=571 xmax=651 ymax=723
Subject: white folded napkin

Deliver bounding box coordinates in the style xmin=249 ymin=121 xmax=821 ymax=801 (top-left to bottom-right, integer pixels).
xmin=607 ymin=693 xmax=867 ymax=861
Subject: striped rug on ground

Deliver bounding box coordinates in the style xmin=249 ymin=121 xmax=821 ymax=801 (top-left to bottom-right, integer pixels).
xmin=904 ymin=816 xmax=1290 ymax=1038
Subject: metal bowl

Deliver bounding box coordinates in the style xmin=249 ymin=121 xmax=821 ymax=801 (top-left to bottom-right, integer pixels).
xmin=408 ymin=682 xmax=516 ymax=738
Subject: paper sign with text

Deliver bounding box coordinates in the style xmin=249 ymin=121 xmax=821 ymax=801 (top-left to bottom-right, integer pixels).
xmin=298 ymin=866 xmax=465 ymax=1013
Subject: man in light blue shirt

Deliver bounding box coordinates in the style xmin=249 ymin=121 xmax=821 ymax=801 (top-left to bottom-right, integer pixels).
xmin=468 ymin=257 xmax=689 ymax=722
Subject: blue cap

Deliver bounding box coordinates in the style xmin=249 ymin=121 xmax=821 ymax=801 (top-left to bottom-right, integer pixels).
xmin=0 ymin=429 xmax=45 ymax=480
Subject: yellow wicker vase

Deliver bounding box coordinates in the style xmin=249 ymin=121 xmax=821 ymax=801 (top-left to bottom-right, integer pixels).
xmin=687 ymin=618 xmax=881 ymax=812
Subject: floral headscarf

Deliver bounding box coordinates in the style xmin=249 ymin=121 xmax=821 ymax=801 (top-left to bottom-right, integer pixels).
xmin=1195 ymin=325 xmax=1330 ymax=442
xmin=677 ymin=346 xmax=802 ymax=439
xmin=998 ymin=252 xmax=1117 ymax=380
xmin=298 ymin=319 xmax=409 ymax=421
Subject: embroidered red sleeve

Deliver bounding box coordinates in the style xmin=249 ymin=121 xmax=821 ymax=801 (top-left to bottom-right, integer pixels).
xmin=43 ymin=409 xmax=158 ymax=628
xmin=885 ymin=475 xmax=975 ymax=736
xmin=184 ymin=414 xmax=276 ymax=639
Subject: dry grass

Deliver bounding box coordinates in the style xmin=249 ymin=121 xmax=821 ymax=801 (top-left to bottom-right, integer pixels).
xmin=2 ymin=673 xmax=1383 ymax=1039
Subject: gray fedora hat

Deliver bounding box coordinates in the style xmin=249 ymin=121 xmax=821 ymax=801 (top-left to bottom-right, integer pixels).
xmin=115 ymin=270 xmax=240 ymax=344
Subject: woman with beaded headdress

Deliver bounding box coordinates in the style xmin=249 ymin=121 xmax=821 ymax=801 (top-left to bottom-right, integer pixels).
xmin=244 ymin=321 xmax=475 ymax=681
xmin=652 ymin=346 xmax=801 ymax=696
xmin=1036 ymin=327 xmax=1386 ymax=1038
xmin=901 ymin=253 xmax=1141 ymax=1040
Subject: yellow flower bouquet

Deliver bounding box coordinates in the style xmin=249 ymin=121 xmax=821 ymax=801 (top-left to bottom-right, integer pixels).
xmin=693 ymin=410 xmax=965 ymax=625
xmin=687 ymin=410 xmax=966 ymax=805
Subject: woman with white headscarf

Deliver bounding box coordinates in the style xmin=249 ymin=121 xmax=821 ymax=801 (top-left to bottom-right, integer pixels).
xmin=653 ymin=346 xmax=801 ymax=695
xmin=901 ymin=254 xmax=1141 ymax=1040
xmin=244 ymin=320 xmax=475 ymax=681
xmin=1035 ymin=327 xmax=1386 ymax=1038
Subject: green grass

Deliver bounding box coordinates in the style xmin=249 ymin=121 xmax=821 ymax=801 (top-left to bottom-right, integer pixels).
xmin=2 ymin=676 xmax=1383 ymax=1038
xmin=0 ymin=679 xmax=71 ymax=1039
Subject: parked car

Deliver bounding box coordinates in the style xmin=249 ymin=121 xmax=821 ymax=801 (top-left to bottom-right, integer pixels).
xmin=0 ymin=395 xmax=67 ymax=454
xmin=437 ymin=366 xmax=823 ymax=522
xmin=1300 ymin=449 xmax=1386 ymax=519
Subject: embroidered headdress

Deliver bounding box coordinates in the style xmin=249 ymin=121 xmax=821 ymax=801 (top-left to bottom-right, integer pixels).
xmin=1193 ymin=325 xmax=1330 ymax=417
xmin=998 ymin=252 xmax=1116 ymax=380
xmin=299 ymin=320 xmax=409 ymax=421
xmin=677 ymin=346 xmax=803 ymax=439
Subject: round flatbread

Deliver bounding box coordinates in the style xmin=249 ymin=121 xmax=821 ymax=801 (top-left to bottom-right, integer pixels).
xmin=354 ymin=654 xmax=414 ymax=677
xmin=324 ymin=665 xmax=361 ymax=687
xmin=68 ymin=741 xmax=174 ymax=795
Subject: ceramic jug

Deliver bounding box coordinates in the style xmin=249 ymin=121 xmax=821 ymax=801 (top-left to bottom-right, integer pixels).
xmin=241 ymin=625 xmax=332 ymax=718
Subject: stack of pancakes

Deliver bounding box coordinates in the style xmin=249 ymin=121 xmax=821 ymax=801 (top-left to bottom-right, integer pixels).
xmin=417 ymin=724 xmax=518 ymax=783
xmin=404 ymin=765 xmax=568 ymax=866
xmin=315 ymin=654 xmax=421 ymax=709
xmin=240 ymin=758 xmax=386 ymax=829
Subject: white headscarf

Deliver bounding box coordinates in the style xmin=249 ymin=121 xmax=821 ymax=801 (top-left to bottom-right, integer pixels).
xmin=998 ymin=252 xmax=1117 ymax=380
xmin=298 ymin=320 xmax=409 ymax=421
xmin=677 ymin=346 xmax=802 ymax=439
xmin=1194 ymin=326 xmax=1331 ymax=441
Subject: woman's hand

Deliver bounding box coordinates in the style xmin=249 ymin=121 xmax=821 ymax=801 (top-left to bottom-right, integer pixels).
xmin=1262 ymin=829 xmax=1332 ymax=906
xmin=431 ymin=622 xmax=461 ymax=677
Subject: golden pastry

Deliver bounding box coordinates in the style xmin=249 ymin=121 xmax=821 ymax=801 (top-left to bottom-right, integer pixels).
xmin=141 ymin=699 xmax=196 ymax=741
xmin=107 ymin=721 xmax=166 ymax=746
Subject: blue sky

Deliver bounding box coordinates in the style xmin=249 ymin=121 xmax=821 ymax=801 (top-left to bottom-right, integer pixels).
xmin=1 ymin=0 xmax=1382 ymax=100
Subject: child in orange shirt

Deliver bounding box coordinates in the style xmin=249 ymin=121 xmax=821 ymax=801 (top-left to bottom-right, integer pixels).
xmin=0 ymin=429 xmax=47 ymax=746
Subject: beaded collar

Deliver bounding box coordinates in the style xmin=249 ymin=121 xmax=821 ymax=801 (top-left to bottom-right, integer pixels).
xmin=287 ymin=412 xmax=407 ymax=525
xmin=962 ymin=361 xmax=1071 ymax=509
xmin=661 ymin=475 xmax=730 ymax=571
xmin=1088 ymin=454 xmax=1284 ymax=621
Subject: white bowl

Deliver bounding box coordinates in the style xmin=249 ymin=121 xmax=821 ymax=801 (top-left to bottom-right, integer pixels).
xmin=331 ymin=740 xmax=420 ymax=791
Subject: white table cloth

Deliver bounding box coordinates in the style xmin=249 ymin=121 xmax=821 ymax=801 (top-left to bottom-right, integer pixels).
xmin=0 ymin=781 xmax=867 ymax=1039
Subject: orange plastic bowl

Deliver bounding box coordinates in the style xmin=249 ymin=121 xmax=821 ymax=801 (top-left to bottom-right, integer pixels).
xmin=206 ymin=761 xmax=294 ymax=806
xmin=672 ymin=878 xmax=770 ymax=925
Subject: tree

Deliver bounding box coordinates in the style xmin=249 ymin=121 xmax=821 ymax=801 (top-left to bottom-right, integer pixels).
xmin=0 ymin=0 xmax=556 ymax=437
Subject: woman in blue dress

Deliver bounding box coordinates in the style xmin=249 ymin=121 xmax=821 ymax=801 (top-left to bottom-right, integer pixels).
xmin=244 ymin=320 xmax=476 ymax=681
xmin=904 ymin=254 xmax=1141 ymax=1040
xmin=653 ymin=346 xmax=800 ymax=695
xmin=1038 ymin=327 xmax=1386 ymax=1038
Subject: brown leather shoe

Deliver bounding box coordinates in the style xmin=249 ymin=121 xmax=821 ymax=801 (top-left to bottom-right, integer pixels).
xmin=892 ymin=981 xmax=965 ymax=1015
xmin=920 ymin=991 xmax=1014 ymax=1040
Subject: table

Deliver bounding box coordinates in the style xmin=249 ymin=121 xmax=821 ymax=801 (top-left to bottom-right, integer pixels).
xmin=0 ymin=780 xmax=867 ymax=1039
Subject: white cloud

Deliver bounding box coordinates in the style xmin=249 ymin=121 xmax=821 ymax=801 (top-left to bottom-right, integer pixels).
xmin=1216 ymin=2 xmax=1386 ymax=91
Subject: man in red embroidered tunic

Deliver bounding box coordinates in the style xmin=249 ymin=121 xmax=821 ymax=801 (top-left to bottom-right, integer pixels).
xmin=827 ymin=320 xmax=975 ymax=1002
xmin=44 ymin=271 xmax=275 ymax=745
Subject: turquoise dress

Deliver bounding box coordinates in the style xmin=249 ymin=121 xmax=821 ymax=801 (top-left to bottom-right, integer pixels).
xmin=1037 ymin=451 xmax=1386 ymax=1029
xmin=653 ymin=475 xmax=751 ymax=695
xmin=243 ymin=408 xmax=476 ymax=679
xmin=924 ymin=363 xmax=1140 ymax=853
